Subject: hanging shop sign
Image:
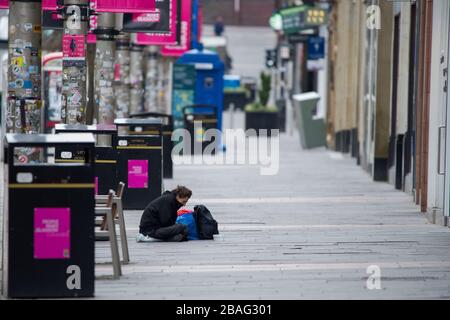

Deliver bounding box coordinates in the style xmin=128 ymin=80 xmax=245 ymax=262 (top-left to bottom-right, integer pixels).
xmin=307 ymin=36 xmax=325 ymax=60
xmin=161 ymin=0 xmax=191 ymax=57
xmin=125 ymin=0 xmax=178 ymax=45
xmin=271 ymin=5 xmax=327 ymax=35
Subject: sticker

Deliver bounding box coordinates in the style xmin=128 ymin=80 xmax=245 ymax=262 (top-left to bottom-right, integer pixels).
xmin=34 ymin=25 xmax=41 ymax=32
xmin=18 ymin=155 xmax=28 ymax=163
xmin=24 ymin=23 xmax=33 ymax=31
xmin=28 ymin=66 xmax=39 ymax=74
xmin=61 ymin=151 xmax=73 ymax=159
xmin=12 ymin=65 xmax=20 ymax=75
xmin=34 ymin=208 xmax=71 ymax=260
xmin=16 ymin=172 xmax=33 ymax=183
xmin=128 ymin=160 xmax=148 ymax=189
xmin=15 ymin=79 xmax=24 ymax=88
xmin=62 ymin=34 xmax=86 ymax=58
xmin=12 ymin=56 xmax=24 ymax=67
xmin=118 ymin=140 xmax=128 ymax=146
xmin=23 ymin=80 xmax=33 ymax=89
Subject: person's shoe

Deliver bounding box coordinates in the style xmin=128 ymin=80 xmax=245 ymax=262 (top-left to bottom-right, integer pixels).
xmin=166 ymin=234 xmax=187 ymax=242
xmin=136 ymin=233 xmax=160 ymax=243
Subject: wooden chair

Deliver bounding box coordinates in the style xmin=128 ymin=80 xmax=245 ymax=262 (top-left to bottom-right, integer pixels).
xmin=96 ymin=182 xmax=129 ymax=263
xmin=95 ymin=190 xmax=122 ymax=279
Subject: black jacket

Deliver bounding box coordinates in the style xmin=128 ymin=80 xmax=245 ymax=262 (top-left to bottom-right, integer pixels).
xmin=139 ymin=190 xmax=184 ymax=234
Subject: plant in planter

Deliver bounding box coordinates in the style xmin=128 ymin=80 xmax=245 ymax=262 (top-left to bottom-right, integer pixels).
xmin=245 ymin=72 xmax=279 ymax=136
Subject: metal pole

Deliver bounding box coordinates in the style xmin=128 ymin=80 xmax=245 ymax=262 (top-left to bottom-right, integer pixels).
xmin=61 ymin=0 xmax=89 ymax=124
xmin=191 ymin=0 xmax=198 ymax=49
xmin=93 ymin=12 xmax=116 ymax=125
xmin=129 ymin=43 xmax=144 ymax=114
xmin=7 ymin=1 xmax=42 ymax=134
xmin=114 ymin=32 xmax=131 ymax=119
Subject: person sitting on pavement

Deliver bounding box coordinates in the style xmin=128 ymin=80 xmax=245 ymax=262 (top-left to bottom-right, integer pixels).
xmin=137 ymin=185 xmax=192 ymax=242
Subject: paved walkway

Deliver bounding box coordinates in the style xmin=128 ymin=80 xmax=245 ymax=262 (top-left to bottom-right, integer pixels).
xmin=2 ymin=114 xmax=450 ymax=299
xmin=92 ymin=130 xmax=450 ymax=299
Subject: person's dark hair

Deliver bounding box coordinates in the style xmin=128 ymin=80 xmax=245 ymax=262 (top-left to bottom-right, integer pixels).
xmin=172 ymin=185 xmax=192 ymax=198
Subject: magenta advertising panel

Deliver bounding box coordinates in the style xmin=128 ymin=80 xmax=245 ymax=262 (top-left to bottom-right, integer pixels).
xmin=96 ymin=0 xmax=155 ymax=13
xmin=128 ymin=160 xmax=149 ymax=189
xmin=0 ymin=0 xmax=7 ymax=9
xmin=161 ymin=0 xmax=191 ymax=57
xmin=34 ymin=208 xmax=71 ymax=260
xmin=133 ymin=0 xmax=178 ymax=45
xmin=43 ymin=0 xmax=57 ymax=10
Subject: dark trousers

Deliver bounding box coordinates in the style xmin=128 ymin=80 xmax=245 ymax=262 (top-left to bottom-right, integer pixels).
xmin=147 ymin=223 xmax=188 ymax=242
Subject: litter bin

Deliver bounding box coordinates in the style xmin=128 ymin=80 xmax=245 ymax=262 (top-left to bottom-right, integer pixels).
xmin=182 ymin=105 xmax=219 ymax=155
xmin=129 ymin=112 xmax=174 ymax=179
xmin=2 ymin=133 xmax=96 ymax=298
xmin=114 ymin=118 xmax=162 ymax=210
xmin=292 ymin=92 xmax=326 ymax=149
xmin=54 ymin=124 xmax=118 ymax=195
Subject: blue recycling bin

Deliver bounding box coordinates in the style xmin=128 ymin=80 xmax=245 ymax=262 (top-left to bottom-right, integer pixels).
xmin=172 ymin=49 xmax=224 ymax=136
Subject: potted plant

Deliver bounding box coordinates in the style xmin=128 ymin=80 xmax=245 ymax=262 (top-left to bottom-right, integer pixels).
xmin=244 ymin=71 xmax=279 ymax=136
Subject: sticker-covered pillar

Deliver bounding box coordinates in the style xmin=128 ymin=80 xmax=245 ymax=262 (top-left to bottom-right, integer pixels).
xmin=62 ymin=0 xmax=89 ymax=124
xmin=129 ymin=43 xmax=145 ymax=115
xmin=7 ymin=0 xmax=42 ymax=133
xmin=113 ymin=32 xmax=130 ymax=119
xmin=144 ymin=46 xmax=159 ymax=113
xmin=93 ymin=12 xmax=117 ymax=125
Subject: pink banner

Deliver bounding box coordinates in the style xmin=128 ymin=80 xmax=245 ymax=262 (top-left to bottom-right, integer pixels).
xmin=96 ymin=0 xmax=155 ymax=13
xmin=0 ymin=0 xmax=57 ymax=9
xmin=87 ymin=0 xmax=97 ymax=44
xmin=128 ymin=160 xmax=148 ymax=189
xmin=161 ymin=0 xmax=191 ymax=57
xmin=34 ymin=208 xmax=71 ymax=260
xmin=43 ymin=0 xmax=57 ymax=10
xmin=135 ymin=0 xmax=177 ymax=45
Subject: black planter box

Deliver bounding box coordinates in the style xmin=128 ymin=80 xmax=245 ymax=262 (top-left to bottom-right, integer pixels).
xmin=223 ymin=91 xmax=248 ymax=110
xmin=245 ymin=111 xmax=279 ymax=136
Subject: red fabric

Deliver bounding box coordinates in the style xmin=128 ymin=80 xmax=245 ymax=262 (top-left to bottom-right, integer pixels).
xmin=177 ymin=208 xmax=194 ymax=216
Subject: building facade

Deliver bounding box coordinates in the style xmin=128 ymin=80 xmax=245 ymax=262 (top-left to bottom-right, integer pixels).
xmin=326 ymin=0 xmax=450 ymax=226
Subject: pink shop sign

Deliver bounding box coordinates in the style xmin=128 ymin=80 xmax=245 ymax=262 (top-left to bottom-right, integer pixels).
xmin=161 ymin=0 xmax=191 ymax=57
xmin=96 ymin=0 xmax=155 ymax=13
xmin=134 ymin=0 xmax=178 ymax=45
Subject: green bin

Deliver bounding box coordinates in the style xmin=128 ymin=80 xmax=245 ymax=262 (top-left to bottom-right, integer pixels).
xmin=293 ymin=92 xmax=326 ymax=149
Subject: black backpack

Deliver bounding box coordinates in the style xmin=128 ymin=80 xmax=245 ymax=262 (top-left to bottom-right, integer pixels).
xmin=193 ymin=205 xmax=219 ymax=240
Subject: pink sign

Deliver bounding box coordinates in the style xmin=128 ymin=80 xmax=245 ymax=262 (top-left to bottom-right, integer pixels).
xmin=96 ymin=0 xmax=155 ymax=13
xmin=161 ymin=0 xmax=191 ymax=57
xmin=0 ymin=0 xmax=57 ymax=9
xmin=87 ymin=0 xmax=97 ymax=44
xmin=43 ymin=0 xmax=57 ymax=10
xmin=128 ymin=160 xmax=148 ymax=189
xmin=135 ymin=0 xmax=177 ymax=45
xmin=34 ymin=208 xmax=71 ymax=260
xmin=63 ymin=34 xmax=86 ymax=58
